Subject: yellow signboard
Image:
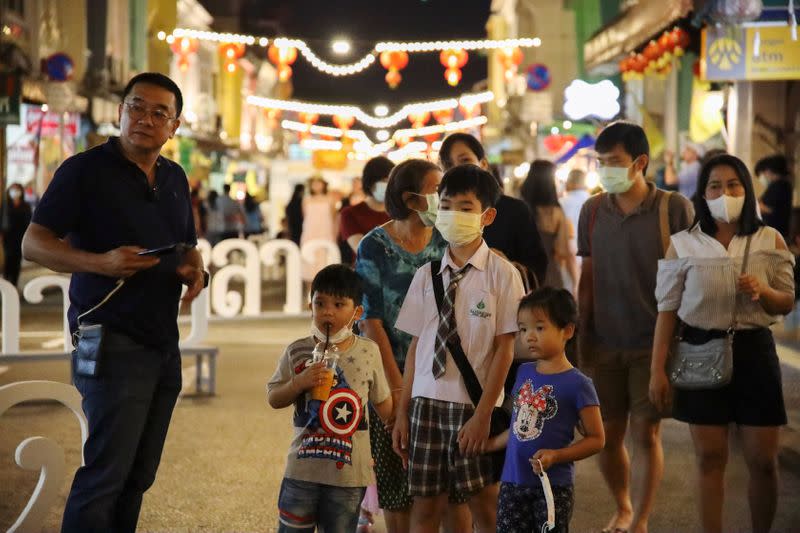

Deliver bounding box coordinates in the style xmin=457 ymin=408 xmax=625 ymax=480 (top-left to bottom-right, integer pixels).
xmin=702 ymin=25 xmax=800 ymax=81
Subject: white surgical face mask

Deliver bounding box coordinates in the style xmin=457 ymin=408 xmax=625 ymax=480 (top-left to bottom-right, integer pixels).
xmin=311 ymin=312 xmax=356 ymax=344
xmin=435 ymin=209 xmax=484 ymax=246
xmin=372 ymin=181 xmax=387 ymax=203
xmin=597 ymin=165 xmax=634 ymax=194
xmin=705 ymin=194 xmax=745 ymax=223
xmin=8 ymin=189 xmax=21 ymax=200
xmin=413 ymin=193 xmax=439 ymax=227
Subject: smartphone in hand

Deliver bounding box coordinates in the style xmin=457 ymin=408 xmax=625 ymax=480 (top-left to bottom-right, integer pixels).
xmin=137 ymin=243 xmax=188 ymax=256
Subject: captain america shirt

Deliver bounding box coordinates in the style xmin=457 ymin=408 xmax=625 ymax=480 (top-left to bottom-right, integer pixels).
xmin=500 ymin=363 xmax=599 ymax=487
xmin=268 ymin=335 xmax=390 ymax=487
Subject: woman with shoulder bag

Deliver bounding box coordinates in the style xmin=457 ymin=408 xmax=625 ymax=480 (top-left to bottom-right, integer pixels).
xmin=649 ymin=154 xmax=794 ymax=533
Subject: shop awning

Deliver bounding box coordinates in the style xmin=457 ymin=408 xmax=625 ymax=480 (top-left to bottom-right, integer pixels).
xmin=584 ymin=0 xmax=694 ymax=74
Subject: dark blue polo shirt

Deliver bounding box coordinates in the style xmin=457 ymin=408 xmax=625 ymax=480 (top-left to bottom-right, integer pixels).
xmin=32 ymin=137 xmax=196 ymax=352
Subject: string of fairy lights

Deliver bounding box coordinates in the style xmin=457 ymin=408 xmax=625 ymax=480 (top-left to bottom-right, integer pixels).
xmin=159 ymin=28 xmax=542 ymax=78
xmin=159 ymin=28 xmax=529 ymax=155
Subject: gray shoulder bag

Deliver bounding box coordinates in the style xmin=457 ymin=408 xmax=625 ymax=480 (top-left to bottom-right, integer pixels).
xmin=668 ymin=234 xmax=752 ymax=390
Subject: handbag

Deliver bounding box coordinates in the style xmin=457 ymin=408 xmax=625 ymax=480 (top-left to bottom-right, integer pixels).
xmin=668 ymin=234 xmax=752 ymax=389
xmin=430 ymin=261 xmax=513 ymax=439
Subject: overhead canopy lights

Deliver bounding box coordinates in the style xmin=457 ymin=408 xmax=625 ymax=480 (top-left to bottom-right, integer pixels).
xmin=247 ymin=91 xmax=493 ymax=129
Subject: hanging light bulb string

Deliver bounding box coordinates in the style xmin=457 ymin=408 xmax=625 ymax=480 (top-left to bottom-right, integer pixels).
xmin=159 ymin=29 xmax=542 ymax=77
xmin=247 ymin=91 xmax=493 ymax=129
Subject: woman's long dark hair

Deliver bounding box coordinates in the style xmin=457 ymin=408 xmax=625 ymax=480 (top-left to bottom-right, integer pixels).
xmin=693 ymin=154 xmax=763 ymax=236
xmin=520 ymin=160 xmax=560 ymax=209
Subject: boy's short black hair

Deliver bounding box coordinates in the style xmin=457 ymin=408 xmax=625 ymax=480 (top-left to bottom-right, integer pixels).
xmin=438 ymin=164 xmax=501 ymax=210
xmin=310 ymin=264 xmax=363 ymax=305
xmin=122 ymin=72 xmax=183 ymax=117
xmin=439 ymin=132 xmax=486 ymax=170
xmin=518 ymin=287 xmax=578 ymax=330
xmin=362 ymin=156 xmax=395 ymax=196
xmin=595 ymin=121 xmax=650 ymax=174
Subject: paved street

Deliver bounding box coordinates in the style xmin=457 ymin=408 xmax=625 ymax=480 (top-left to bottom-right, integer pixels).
xmin=2 ymin=301 xmax=800 ymax=531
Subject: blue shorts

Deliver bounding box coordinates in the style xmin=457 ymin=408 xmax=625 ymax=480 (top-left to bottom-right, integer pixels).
xmin=277 ymin=477 xmax=366 ymax=532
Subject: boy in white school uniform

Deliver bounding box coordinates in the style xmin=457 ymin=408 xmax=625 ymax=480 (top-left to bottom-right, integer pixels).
xmin=391 ymin=164 xmax=525 ymax=533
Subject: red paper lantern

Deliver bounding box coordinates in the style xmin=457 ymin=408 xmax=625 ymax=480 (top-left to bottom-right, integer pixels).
xmin=459 ymin=102 xmax=480 ymax=119
xmin=385 ymin=70 xmax=402 ymax=89
xmin=631 ymin=53 xmax=648 ymax=73
xmin=380 ymin=50 xmax=409 ymax=71
xmin=658 ymin=31 xmax=675 ymax=54
xmin=268 ymin=44 xmax=298 ymax=81
xmin=440 ymin=49 xmax=468 ymax=69
xmin=298 ymin=112 xmax=319 ymax=125
xmin=268 ymin=44 xmax=297 ymax=66
xmin=333 ymin=114 xmax=355 ymax=131
xmin=432 ymin=108 xmax=454 ymax=124
xmin=408 ymin=111 xmax=430 ymax=128
xmin=219 ymin=42 xmax=245 ymax=74
xmin=643 ymin=40 xmax=662 ymax=61
xmin=380 ymin=51 xmax=409 ymax=89
xmin=445 ymin=67 xmax=462 ymax=87
xmin=672 ymin=27 xmax=690 ymax=56
xmin=499 ymin=47 xmax=524 ymax=69
xmin=171 ymin=37 xmax=198 ymax=56
xmin=439 ymin=49 xmax=468 ymax=87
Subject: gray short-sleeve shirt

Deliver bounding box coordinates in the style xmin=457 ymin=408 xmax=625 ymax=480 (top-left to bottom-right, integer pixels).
xmin=577 ymin=183 xmax=694 ymax=350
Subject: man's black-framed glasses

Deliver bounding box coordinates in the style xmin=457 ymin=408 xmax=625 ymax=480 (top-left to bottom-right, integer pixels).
xmin=124 ymin=101 xmax=176 ymax=126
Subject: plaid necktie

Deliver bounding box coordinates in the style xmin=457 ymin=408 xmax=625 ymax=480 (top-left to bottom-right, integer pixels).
xmin=433 ymin=264 xmax=472 ymax=379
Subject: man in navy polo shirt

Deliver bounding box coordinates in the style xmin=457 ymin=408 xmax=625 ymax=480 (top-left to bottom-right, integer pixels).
xmin=22 ymin=72 xmax=206 ymax=533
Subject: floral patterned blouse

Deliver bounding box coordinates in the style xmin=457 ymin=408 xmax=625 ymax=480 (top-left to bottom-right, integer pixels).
xmin=355 ymin=225 xmax=447 ymax=373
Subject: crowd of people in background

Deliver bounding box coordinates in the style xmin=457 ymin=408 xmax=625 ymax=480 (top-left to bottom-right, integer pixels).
xmin=264 ymin=125 xmax=796 ymax=533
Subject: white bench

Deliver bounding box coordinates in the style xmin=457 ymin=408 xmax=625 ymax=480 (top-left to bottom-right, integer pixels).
xmin=0 ymin=345 xmax=219 ymax=396
xmin=1 ymin=279 xmax=219 ymax=395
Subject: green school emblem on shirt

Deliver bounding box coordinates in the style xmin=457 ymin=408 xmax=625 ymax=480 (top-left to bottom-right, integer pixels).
xmin=470 ymin=299 xmax=491 ymax=318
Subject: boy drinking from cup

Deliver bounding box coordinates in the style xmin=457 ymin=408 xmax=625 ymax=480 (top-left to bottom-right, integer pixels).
xmin=268 ymin=264 xmax=393 ymax=532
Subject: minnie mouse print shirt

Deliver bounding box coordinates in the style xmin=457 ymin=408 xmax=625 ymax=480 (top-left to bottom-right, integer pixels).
xmin=501 ymin=363 xmax=599 ymax=487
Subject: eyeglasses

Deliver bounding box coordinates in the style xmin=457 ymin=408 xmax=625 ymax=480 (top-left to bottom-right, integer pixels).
xmin=124 ymin=101 xmax=176 ymax=126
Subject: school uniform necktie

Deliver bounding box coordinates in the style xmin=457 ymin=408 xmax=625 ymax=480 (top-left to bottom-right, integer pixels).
xmin=433 ymin=264 xmax=472 ymax=379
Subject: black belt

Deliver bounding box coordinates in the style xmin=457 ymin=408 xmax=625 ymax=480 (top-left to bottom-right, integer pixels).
xmin=681 ymin=324 xmax=768 ymax=344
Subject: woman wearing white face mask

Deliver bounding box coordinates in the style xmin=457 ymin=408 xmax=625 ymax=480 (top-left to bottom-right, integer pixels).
xmin=650 ymin=154 xmax=794 ymax=533
xmin=341 ymin=157 xmax=394 ymax=261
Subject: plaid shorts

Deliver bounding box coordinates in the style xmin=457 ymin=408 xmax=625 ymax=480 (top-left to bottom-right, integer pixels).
xmin=408 ymin=396 xmax=498 ymax=497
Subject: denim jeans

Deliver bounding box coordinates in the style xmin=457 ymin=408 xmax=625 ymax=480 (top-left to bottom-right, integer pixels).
xmin=277 ymin=477 xmax=366 ymax=532
xmin=61 ymin=331 xmax=181 ymax=533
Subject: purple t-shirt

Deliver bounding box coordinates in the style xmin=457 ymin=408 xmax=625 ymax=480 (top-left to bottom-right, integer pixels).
xmin=500 ymin=364 xmax=599 ymax=487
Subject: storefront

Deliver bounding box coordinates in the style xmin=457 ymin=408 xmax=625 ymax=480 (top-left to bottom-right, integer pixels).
xmin=4 ymin=102 xmax=83 ymax=196
xmin=583 ymin=0 xmax=698 ymax=169
xmin=700 ymin=12 xmax=800 ymax=181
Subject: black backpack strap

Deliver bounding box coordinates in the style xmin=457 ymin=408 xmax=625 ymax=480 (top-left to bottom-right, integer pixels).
xmin=429 ymin=260 xmax=485 ymax=408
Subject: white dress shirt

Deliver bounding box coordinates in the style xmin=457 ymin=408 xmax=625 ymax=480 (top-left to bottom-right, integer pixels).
xmin=396 ymin=241 xmax=525 ymax=406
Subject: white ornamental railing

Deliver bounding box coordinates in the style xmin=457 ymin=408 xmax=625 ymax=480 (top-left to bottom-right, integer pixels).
xmin=0 ymin=238 xmax=340 ymax=355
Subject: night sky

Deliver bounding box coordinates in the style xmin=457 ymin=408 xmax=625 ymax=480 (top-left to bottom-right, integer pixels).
xmin=201 ymin=0 xmax=492 ymax=113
